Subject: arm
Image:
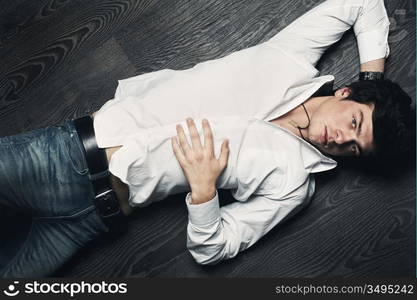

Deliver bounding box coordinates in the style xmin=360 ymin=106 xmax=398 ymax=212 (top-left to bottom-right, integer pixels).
xmin=185 ymin=190 xmax=306 ymax=265
xmin=267 ymin=0 xmax=390 ymax=70
xmin=360 ymin=58 xmax=385 ymax=72
xmin=171 ymin=117 xmax=308 ymax=264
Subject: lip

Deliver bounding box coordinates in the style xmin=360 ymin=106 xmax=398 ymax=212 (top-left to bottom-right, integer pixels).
xmin=320 ymin=126 xmax=328 ymax=146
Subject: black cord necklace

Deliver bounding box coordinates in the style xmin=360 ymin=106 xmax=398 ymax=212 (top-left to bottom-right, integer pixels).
xmin=296 ymin=103 xmax=310 ymax=140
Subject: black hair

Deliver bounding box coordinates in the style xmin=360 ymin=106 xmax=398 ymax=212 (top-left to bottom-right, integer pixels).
xmin=340 ymin=79 xmax=415 ymax=173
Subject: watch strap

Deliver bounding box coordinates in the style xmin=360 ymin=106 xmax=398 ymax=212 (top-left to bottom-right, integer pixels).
xmin=359 ymin=71 xmax=384 ymax=81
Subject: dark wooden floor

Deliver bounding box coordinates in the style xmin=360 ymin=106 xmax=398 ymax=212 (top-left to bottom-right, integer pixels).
xmin=0 ymin=0 xmax=415 ymax=277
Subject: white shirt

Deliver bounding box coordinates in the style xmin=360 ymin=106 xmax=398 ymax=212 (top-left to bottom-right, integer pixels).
xmin=93 ymin=0 xmax=389 ymax=264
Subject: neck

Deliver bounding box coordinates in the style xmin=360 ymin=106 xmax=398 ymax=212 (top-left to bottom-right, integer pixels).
xmin=271 ymin=96 xmax=331 ymax=139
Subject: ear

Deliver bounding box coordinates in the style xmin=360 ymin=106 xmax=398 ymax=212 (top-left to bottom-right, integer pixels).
xmin=334 ymin=87 xmax=351 ymax=98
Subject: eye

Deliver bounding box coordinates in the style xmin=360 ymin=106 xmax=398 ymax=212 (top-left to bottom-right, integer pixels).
xmin=352 ymin=116 xmax=357 ymax=128
xmin=351 ymin=144 xmax=359 ymax=155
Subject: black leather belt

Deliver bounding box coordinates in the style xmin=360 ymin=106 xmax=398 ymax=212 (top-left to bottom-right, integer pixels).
xmin=72 ymin=115 xmax=124 ymax=230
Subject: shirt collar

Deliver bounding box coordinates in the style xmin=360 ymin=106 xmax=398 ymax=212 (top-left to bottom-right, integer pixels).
xmin=279 ymin=75 xmax=338 ymax=173
xmin=274 ymin=123 xmax=337 ymax=173
xmin=299 ymin=138 xmax=338 ymax=173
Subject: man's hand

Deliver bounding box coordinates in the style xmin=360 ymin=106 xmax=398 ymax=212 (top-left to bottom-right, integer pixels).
xmin=171 ymin=117 xmax=229 ymax=204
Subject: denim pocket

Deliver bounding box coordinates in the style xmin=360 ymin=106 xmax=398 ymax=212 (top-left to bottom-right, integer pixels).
xmin=61 ymin=123 xmax=89 ymax=176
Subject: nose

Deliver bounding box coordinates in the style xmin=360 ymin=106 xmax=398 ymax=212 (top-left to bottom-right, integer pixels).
xmin=334 ymin=129 xmax=354 ymax=145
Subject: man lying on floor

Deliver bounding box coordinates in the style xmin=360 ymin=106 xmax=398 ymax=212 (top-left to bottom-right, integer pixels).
xmin=0 ymin=0 xmax=414 ymax=277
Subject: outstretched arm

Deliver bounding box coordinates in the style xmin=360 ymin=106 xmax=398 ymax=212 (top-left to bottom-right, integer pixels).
xmin=267 ymin=0 xmax=390 ymax=72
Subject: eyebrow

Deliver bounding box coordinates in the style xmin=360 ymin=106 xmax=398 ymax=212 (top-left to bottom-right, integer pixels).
xmin=356 ymin=110 xmax=364 ymax=156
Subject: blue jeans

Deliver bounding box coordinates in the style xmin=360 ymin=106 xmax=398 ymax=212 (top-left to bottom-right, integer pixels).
xmin=0 ymin=121 xmax=109 ymax=278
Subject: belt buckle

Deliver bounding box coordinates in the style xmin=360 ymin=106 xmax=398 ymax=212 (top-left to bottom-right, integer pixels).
xmin=94 ymin=189 xmax=121 ymax=218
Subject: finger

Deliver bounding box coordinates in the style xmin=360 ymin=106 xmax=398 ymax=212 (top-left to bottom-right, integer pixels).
xmin=202 ymin=119 xmax=214 ymax=156
xmin=171 ymin=136 xmax=187 ymax=164
xmin=176 ymin=124 xmax=191 ymax=155
xmin=186 ymin=117 xmax=203 ymax=149
xmin=218 ymin=139 xmax=230 ymax=169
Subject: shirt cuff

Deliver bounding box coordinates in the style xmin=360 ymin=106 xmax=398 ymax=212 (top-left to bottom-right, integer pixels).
xmin=356 ymin=25 xmax=390 ymax=64
xmin=185 ymin=191 xmax=220 ymax=226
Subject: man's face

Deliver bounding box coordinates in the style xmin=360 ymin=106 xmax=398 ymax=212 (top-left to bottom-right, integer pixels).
xmin=305 ymin=87 xmax=375 ymax=157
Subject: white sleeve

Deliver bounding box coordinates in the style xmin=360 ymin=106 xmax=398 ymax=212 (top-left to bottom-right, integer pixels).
xmin=185 ymin=188 xmax=309 ymax=265
xmin=267 ymin=0 xmax=390 ymax=67
xmin=113 ymin=68 xmax=178 ymax=101
xmin=353 ymin=0 xmax=390 ymax=64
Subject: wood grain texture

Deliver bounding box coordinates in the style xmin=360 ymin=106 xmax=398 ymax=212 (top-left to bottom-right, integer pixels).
xmin=0 ymin=0 xmax=415 ymax=277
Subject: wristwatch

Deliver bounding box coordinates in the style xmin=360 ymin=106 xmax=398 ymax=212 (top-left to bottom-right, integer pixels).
xmin=359 ymin=71 xmax=384 ymax=81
